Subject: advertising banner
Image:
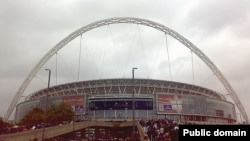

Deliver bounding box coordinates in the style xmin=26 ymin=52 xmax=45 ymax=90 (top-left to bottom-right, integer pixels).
xmin=62 ymin=95 xmax=84 ymax=113
xmin=157 ymin=93 xmax=182 ymax=113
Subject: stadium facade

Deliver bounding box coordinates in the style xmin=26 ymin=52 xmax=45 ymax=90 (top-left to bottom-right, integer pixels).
xmin=15 ymin=78 xmax=237 ymax=124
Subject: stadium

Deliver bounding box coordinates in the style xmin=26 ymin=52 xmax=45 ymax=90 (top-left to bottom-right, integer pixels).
xmin=16 ymin=78 xmax=237 ymax=124
xmin=6 ymin=17 xmax=248 ymax=125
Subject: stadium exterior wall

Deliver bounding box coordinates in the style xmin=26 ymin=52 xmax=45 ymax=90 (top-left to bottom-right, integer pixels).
xmin=15 ymin=78 xmax=237 ymax=124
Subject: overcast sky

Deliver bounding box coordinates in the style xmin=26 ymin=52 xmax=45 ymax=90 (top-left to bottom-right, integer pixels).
xmin=0 ymin=0 xmax=250 ymax=122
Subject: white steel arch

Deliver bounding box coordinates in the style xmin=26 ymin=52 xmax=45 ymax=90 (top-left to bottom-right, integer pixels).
xmin=5 ymin=17 xmax=249 ymax=123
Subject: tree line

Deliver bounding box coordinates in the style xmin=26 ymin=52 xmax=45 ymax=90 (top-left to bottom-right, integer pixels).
xmin=1 ymin=102 xmax=75 ymax=134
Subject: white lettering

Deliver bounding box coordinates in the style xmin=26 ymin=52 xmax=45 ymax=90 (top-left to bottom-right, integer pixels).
xmin=214 ymin=129 xmax=247 ymax=136
xmin=183 ymin=129 xmax=211 ymax=136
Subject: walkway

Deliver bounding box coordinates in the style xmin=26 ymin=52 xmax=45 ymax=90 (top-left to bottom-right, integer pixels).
xmin=0 ymin=120 xmax=149 ymax=141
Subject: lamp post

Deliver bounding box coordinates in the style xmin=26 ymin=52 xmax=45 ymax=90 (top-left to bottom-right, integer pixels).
xmin=42 ymin=69 xmax=51 ymax=141
xmin=132 ymin=67 xmax=137 ymax=140
xmin=237 ymin=112 xmax=242 ymax=124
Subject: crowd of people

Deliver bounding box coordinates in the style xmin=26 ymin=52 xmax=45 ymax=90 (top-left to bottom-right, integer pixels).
xmin=139 ymin=118 xmax=179 ymax=141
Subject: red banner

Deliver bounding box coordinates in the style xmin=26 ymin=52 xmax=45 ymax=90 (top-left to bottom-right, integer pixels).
xmin=157 ymin=93 xmax=182 ymax=113
xmin=62 ymin=95 xmax=84 ymax=113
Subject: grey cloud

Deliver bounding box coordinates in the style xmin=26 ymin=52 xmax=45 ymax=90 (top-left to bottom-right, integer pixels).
xmin=1 ymin=0 xmax=250 ymax=121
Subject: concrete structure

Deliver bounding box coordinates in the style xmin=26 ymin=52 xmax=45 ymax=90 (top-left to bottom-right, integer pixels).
xmin=16 ymin=78 xmax=237 ymax=124
xmin=0 ymin=120 xmax=149 ymax=141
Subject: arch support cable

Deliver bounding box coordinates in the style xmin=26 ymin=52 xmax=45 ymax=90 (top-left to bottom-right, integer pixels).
xmin=191 ymin=51 xmax=194 ymax=84
xmin=165 ymin=33 xmax=172 ymax=81
xmin=78 ymin=34 xmax=83 ymax=81
xmin=5 ymin=17 xmax=248 ymax=123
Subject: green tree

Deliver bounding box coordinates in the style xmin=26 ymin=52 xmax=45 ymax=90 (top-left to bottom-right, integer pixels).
xmin=57 ymin=102 xmax=75 ymax=122
xmin=46 ymin=102 xmax=74 ymax=125
xmin=19 ymin=108 xmax=44 ymax=129
xmin=19 ymin=102 xmax=74 ymax=127
xmin=0 ymin=117 xmax=5 ymax=127
xmin=46 ymin=104 xmax=57 ymax=125
xmin=0 ymin=117 xmax=10 ymax=133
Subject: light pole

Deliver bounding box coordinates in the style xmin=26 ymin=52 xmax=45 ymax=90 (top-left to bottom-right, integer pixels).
xmin=237 ymin=112 xmax=242 ymax=124
xmin=42 ymin=69 xmax=51 ymax=141
xmin=132 ymin=67 xmax=137 ymax=140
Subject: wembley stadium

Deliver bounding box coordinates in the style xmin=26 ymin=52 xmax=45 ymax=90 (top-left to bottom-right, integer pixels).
xmin=6 ymin=17 xmax=248 ymax=125
xmin=15 ymin=78 xmax=236 ymax=124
